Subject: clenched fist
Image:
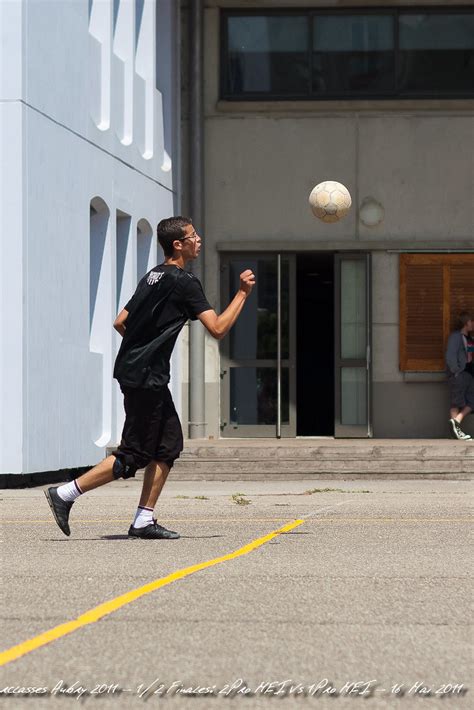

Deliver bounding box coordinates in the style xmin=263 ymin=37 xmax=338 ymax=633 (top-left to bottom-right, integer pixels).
xmin=240 ymin=269 xmax=256 ymax=295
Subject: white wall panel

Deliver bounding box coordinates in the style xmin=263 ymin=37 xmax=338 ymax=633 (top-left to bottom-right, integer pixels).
xmin=0 ymin=0 xmax=23 ymax=99
xmin=0 ymin=104 xmax=24 ymax=473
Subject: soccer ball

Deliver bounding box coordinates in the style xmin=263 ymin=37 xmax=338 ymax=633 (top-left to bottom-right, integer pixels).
xmin=309 ymin=181 xmax=352 ymax=223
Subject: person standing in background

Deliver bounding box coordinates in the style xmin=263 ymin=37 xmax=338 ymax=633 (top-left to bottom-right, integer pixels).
xmin=446 ymin=312 xmax=474 ymax=440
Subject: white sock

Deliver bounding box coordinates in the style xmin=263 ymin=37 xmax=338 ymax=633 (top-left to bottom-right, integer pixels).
xmin=56 ymin=480 xmax=83 ymax=503
xmin=133 ymin=506 xmax=154 ymax=529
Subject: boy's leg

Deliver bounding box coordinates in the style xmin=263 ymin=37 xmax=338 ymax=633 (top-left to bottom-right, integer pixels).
xmin=129 ymin=390 xmax=182 ymax=540
xmin=454 ymin=405 xmax=472 ymax=424
xmin=448 ymin=374 xmax=473 ymax=439
xmin=139 ymin=460 xmax=170 ymax=508
xmin=44 ymin=386 xmax=155 ymax=537
xmin=449 ymin=407 xmax=472 ymax=439
xmin=129 ymin=460 xmax=179 ymax=538
xmin=44 ymin=455 xmax=118 ymax=537
xmin=76 ymin=455 xmax=117 ymax=491
xmin=128 ymin=387 xmax=183 ymax=539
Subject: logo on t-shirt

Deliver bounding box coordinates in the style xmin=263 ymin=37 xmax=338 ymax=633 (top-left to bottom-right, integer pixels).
xmin=147 ymin=271 xmax=165 ymax=286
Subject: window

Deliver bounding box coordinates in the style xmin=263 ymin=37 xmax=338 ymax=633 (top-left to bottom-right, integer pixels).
xmin=398 ymin=13 xmax=474 ymax=94
xmin=221 ymin=8 xmax=474 ymax=100
xmin=399 ymin=254 xmax=474 ymax=371
xmin=312 ymin=14 xmax=394 ymax=96
xmin=225 ymin=15 xmax=309 ymax=96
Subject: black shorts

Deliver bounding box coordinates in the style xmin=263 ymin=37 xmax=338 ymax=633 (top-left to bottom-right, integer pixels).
xmin=448 ymin=371 xmax=474 ymax=410
xmin=112 ymin=385 xmax=183 ymax=475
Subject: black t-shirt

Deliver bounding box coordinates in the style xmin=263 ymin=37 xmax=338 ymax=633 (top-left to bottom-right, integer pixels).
xmin=113 ymin=264 xmax=212 ymax=390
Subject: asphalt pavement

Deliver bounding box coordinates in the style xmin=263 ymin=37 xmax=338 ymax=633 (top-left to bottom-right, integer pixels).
xmin=0 ymin=478 xmax=472 ymax=709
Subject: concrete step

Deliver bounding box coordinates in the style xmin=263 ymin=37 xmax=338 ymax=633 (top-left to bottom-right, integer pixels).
xmin=174 ymin=460 xmax=473 ymax=474
xmin=170 ymin=439 xmax=474 ymax=480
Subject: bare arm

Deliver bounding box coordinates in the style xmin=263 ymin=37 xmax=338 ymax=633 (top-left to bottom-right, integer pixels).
xmin=198 ymin=269 xmax=255 ymax=340
xmin=113 ymin=308 xmax=129 ymax=337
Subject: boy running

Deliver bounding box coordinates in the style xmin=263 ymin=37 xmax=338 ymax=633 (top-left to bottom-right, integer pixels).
xmin=45 ymin=217 xmax=255 ymax=538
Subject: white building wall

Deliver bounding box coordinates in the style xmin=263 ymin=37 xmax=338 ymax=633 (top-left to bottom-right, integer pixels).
xmin=0 ymin=0 xmax=180 ymax=475
xmin=0 ymin=101 xmax=24 ymax=474
xmin=0 ymin=0 xmax=25 ymax=474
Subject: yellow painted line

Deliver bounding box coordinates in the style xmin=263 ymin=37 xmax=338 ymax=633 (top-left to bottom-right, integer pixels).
xmin=0 ymin=518 xmax=304 ymax=667
xmin=310 ymin=517 xmax=473 ymax=523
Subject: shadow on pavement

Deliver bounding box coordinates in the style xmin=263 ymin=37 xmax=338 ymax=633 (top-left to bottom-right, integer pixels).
xmin=102 ymin=534 xmax=225 ymax=540
xmin=40 ymin=536 xmax=179 ymax=542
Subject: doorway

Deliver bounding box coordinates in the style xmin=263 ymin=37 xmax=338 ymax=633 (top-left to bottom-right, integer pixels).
xmin=296 ymin=253 xmax=334 ymax=436
xmin=220 ymin=251 xmax=371 ymax=438
xmin=219 ymin=254 xmax=296 ymax=437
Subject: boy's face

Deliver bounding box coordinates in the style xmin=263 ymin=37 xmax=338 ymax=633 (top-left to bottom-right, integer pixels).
xmin=174 ymin=223 xmax=202 ymax=260
xmin=462 ymin=317 xmax=473 ymax=332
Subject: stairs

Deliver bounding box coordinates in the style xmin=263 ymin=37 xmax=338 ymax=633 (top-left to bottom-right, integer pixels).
xmin=171 ymin=439 xmax=474 ymax=480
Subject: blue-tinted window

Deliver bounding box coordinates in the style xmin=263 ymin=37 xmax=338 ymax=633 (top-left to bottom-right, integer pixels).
xmin=312 ymin=15 xmax=394 ymax=96
xmin=226 ymin=15 xmax=309 ymax=96
xmin=221 ymin=9 xmax=474 ymax=100
xmin=398 ymin=14 xmax=474 ymax=94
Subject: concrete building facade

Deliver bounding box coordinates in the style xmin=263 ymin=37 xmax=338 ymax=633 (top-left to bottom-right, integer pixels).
xmin=0 ymin=0 xmax=181 ymax=477
xmin=180 ymin=0 xmax=474 ymax=440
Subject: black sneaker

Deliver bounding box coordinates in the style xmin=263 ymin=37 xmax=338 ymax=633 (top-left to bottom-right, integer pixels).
xmin=128 ymin=521 xmax=180 ymax=539
xmin=449 ymin=418 xmax=472 ymax=440
xmin=44 ymin=487 xmax=73 ymax=536
xmin=448 ymin=418 xmax=457 ymax=439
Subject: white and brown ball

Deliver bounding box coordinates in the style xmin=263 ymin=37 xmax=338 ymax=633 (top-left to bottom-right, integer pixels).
xmin=309 ymin=181 xmax=352 ymax=223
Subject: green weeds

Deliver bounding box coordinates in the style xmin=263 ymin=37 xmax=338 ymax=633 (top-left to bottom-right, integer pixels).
xmin=231 ymin=492 xmax=251 ymax=505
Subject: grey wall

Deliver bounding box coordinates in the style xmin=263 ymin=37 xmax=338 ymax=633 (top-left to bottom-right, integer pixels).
xmin=179 ymin=0 xmax=474 ymax=439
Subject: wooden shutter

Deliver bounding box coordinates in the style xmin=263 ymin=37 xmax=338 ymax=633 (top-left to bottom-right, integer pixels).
xmin=400 ymin=254 xmax=474 ymax=371
xmin=450 ymin=264 xmax=474 ymax=331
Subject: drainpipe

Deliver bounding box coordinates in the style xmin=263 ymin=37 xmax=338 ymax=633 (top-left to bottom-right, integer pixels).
xmin=188 ymin=0 xmax=205 ymax=439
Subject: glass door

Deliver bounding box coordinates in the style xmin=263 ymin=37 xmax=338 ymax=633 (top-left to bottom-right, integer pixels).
xmin=335 ymin=253 xmax=372 ymax=437
xmin=220 ymin=254 xmax=296 ymax=437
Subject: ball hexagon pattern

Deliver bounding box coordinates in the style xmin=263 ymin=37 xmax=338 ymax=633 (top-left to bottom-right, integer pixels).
xmin=309 ymin=181 xmax=352 ymax=223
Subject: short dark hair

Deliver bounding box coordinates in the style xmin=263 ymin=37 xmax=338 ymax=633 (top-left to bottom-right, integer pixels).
xmin=457 ymin=311 xmax=473 ymax=329
xmin=157 ymin=216 xmax=192 ymax=257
